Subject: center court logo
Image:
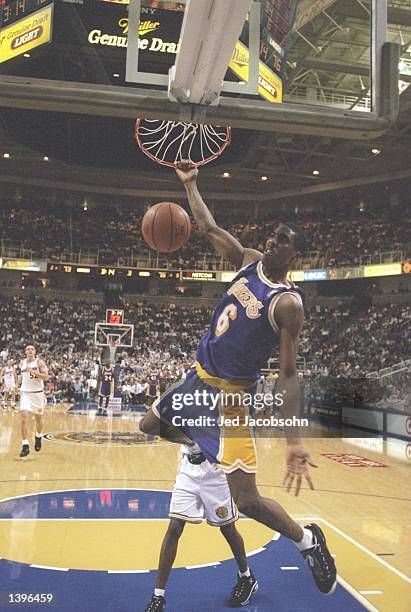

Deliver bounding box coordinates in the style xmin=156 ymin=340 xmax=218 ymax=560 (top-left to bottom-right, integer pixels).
xmin=43 ymin=431 xmax=157 ymax=446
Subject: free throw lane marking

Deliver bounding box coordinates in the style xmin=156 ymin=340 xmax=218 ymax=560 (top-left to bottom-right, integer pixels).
xmin=306 ymin=518 xmax=411 ymax=612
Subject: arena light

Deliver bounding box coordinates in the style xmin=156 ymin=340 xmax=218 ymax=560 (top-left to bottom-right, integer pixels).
xmin=371 ymin=148 xmax=381 ymax=155
xmin=168 ymin=0 xmax=252 ymax=105
xmin=261 ymin=176 xmax=268 ymax=181
xmin=222 ymin=172 xmax=230 ymax=178
xmin=3 ymin=153 xmax=10 ymax=158
xmin=43 ymin=156 xmax=49 ymax=161
xmin=312 ymin=170 xmax=320 ymax=176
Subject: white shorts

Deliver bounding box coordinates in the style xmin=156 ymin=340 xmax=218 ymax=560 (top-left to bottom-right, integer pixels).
xmin=4 ymin=383 xmax=15 ymax=392
xmin=20 ymin=391 xmax=46 ymax=415
xmin=169 ymin=455 xmax=238 ymax=526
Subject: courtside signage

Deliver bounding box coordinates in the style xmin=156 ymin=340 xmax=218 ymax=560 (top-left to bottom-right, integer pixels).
xmin=1 ymin=258 xmax=45 ymax=271
xmin=364 ymin=263 xmax=402 ymax=277
xmin=182 ymin=271 xmax=217 ymax=281
xmin=0 ymin=4 xmax=53 ymax=63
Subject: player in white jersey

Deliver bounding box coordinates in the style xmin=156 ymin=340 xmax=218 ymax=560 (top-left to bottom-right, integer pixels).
xmin=18 ymin=345 xmax=49 ymax=458
xmin=1 ymin=359 xmax=17 ymax=410
xmin=144 ymin=444 xmax=258 ymax=611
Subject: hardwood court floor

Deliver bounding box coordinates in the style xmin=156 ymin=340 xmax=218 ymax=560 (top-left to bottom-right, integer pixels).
xmin=0 ymin=404 xmax=410 ymax=611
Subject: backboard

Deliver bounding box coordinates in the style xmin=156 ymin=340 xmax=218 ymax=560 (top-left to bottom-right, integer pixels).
xmin=95 ymin=322 xmax=134 ymax=348
xmin=0 ymin=0 xmax=403 ymax=138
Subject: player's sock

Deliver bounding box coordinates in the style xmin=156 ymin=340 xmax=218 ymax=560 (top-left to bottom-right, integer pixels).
xmin=36 ymin=432 xmax=42 ymax=438
xmin=154 ymin=589 xmax=165 ymax=597
xmin=22 ymin=439 xmax=29 ymax=446
xmin=295 ymin=527 xmax=314 ymax=552
xmin=239 ymin=568 xmax=251 ymax=578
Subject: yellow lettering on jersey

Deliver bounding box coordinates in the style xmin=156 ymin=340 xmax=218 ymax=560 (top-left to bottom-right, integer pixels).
xmin=227 ymin=278 xmax=263 ymax=319
xmin=215 ymin=304 xmax=237 ymax=337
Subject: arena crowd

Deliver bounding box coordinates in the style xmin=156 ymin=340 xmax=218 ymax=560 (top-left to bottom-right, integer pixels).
xmin=0 ymin=295 xmax=409 ymax=407
xmin=0 ymin=199 xmax=409 ymax=269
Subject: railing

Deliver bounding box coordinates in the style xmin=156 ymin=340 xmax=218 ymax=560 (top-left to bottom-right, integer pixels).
xmin=0 ymin=240 xmax=407 ymax=272
xmin=285 ymin=85 xmax=371 ymax=112
xmin=357 ymin=249 xmax=408 ymax=266
xmin=367 ymin=359 xmax=411 ymax=380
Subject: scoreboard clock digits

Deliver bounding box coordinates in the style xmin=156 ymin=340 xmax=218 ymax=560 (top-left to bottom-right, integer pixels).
xmin=106 ymin=309 xmax=124 ymax=325
xmin=1 ymin=0 xmax=51 ymax=27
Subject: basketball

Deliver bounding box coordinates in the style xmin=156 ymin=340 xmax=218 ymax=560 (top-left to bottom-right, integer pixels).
xmin=142 ymin=202 xmax=191 ymax=253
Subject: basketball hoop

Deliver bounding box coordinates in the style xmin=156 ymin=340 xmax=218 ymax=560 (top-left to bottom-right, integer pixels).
xmin=135 ymin=118 xmax=231 ymax=168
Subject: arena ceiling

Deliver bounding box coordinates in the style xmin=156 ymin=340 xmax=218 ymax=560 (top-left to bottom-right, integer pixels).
xmin=0 ymin=0 xmax=410 ymax=207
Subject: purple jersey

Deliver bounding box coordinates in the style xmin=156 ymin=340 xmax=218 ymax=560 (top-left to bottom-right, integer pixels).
xmin=196 ymin=260 xmax=303 ymax=381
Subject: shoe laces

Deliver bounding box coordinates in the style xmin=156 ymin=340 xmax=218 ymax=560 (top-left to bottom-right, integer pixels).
xmin=233 ymin=575 xmax=251 ymax=597
xmin=148 ymin=596 xmax=163 ymax=611
xmin=305 ymin=535 xmax=333 ymax=577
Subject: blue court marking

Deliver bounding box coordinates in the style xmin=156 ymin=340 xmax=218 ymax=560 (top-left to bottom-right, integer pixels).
xmin=0 ymin=543 xmax=364 ymax=612
xmin=0 ymin=489 xmax=171 ymax=520
xmin=67 ymin=402 xmax=147 ymax=416
xmin=0 ymin=489 xmax=366 ymax=611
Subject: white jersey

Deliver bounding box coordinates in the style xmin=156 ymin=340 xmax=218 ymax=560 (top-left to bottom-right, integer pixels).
xmin=3 ymin=367 xmax=15 ymax=386
xmin=20 ymin=358 xmax=44 ymax=392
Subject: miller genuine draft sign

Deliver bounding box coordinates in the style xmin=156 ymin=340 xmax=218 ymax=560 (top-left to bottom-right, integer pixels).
xmin=88 ymin=17 xmax=180 ymax=54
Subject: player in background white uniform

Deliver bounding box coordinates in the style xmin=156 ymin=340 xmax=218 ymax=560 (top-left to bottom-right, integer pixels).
xmin=1 ymin=359 xmax=17 ymax=410
xmin=18 ymin=345 xmax=49 ymax=458
xmin=144 ymin=444 xmax=258 ymax=611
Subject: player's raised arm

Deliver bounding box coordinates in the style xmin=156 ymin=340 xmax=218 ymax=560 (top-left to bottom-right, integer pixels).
xmin=275 ymin=294 xmax=317 ymax=496
xmin=176 ymin=161 xmax=262 ymax=269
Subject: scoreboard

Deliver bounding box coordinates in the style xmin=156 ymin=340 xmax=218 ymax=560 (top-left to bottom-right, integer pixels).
xmin=0 ymin=0 xmax=52 ymax=27
xmin=106 ymin=309 xmax=124 ymax=325
xmin=259 ymin=0 xmax=298 ymax=76
xmin=47 ymin=263 xmax=180 ymax=279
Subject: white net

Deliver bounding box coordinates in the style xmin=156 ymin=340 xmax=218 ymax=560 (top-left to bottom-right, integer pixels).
xmin=135 ymin=119 xmax=231 ymax=167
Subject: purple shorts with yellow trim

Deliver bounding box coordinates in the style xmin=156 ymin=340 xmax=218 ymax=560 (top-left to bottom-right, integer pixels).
xmin=152 ymin=363 xmax=257 ymax=474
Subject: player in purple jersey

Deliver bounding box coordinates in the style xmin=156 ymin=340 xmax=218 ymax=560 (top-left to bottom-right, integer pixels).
xmin=140 ymin=161 xmax=336 ymax=601
xmin=98 ymin=365 xmax=115 ymax=415
xmin=146 ymin=371 xmax=160 ymax=407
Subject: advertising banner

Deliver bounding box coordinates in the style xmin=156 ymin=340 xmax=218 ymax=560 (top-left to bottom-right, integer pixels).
xmin=0 ymin=4 xmax=53 ymax=64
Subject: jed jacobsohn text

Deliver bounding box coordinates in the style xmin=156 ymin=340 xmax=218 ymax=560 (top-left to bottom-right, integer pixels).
xmin=172 ymin=415 xmax=308 ymax=428
xmin=171 ymin=391 xmax=284 ymax=411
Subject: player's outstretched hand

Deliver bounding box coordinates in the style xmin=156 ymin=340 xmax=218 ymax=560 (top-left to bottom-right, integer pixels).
xmin=283 ymin=442 xmax=318 ymax=496
xmin=175 ymin=160 xmax=198 ymax=184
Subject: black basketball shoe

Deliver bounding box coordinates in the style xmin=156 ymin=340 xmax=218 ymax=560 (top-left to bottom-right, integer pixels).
xmin=34 ymin=435 xmax=42 ymax=452
xmin=302 ymin=524 xmax=337 ymax=594
xmin=144 ymin=595 xmax=165 ymax=611
xmin=19 ymin=444 xmax=30 ymax=458
xmin=227 ymin=572 xmax=258 ymax=607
